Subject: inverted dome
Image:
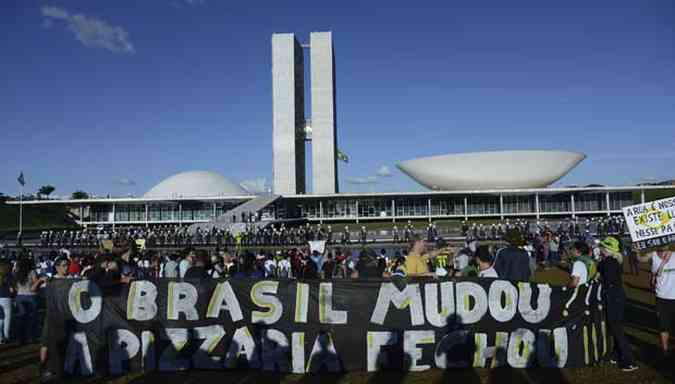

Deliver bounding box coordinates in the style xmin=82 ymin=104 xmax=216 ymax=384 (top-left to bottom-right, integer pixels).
xmin=144 ymin=171 xmax=248 ymax=198
xmin=397 ymin=150 xmax=585 ymax=191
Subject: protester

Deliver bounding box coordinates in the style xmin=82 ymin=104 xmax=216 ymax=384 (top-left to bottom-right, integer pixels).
xmin=476 ymin=245 xmax=498 ymax=278
xmin=39 ymin=256 xmax=69 ymax=383
xmin=404 ymin=235 xmax=434 ymax=277
xmin=162 ymin=253 xmax=179 ymax=278
xmin=14 ymin=258 xmax=45 ymax=343
xmin=0 ymin=259 xmax=14 ymax=344
xmin=568 ymin=240 xmax=596 ymax=288
xmin=637 ymin=245 xmax=675 ymax=359
xmin=184 ymin=250 xmax=210 ymax=279
xmin=494 ymin=229 xmax=531 ymax=282
xmin=597 ymin=236 xmax=638 ymax=372
xmin=179 ymin=251 xmax=194 ymax=278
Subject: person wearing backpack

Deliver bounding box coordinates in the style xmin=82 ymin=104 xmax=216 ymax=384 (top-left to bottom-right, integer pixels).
xmin=568 ymin=240 xmax=597 ymax=288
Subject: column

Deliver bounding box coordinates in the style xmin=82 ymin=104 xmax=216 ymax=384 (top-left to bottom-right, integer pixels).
xmin=112 ymin=203 xmax=116 ymax=230
xmin=178 ymin=203 xmax=182 ymax=226
xmin=428 ymin=198 xmax=432 ymax=223
xmin=319 ymin=200 xmax=324 ymax=224
xmin=79 ymin=205 xmax=84 ymax=225
xmin=391 ymin=199 xmax=396 ymax=223
xmin=355 ymin=200 xmax=359 ymax=224
xmin=463 ymin=196 xmax=468 ymax=221
xmin=145 ymin=203 xmax=149 ymax=227
xmin=606 ymin=192 xmax=611 ymax=216
xmin=570 ymin=194 xmax=576 ymax=219
xmin=212 ymin=202 xmax=217 ymax=220
xmin=499 ymin=194 xmax=504 ymax=220
xmin=535 ymin=193 xmax=540 ymax=220
xmin=640 ymin=189 xmax=645 ymax=204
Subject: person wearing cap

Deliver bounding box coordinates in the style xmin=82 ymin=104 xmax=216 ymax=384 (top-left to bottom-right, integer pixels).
xmin=597 ymin=236 xmax=638 ymax=372
xmin=637 ymin=245 xmax=675 ymax=359
xmin=494 ymin=229 xmax=531 ymax=282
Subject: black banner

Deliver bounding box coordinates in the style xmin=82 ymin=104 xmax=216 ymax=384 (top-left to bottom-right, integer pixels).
xmin=43 ymin=277 xmax=607 ymax=376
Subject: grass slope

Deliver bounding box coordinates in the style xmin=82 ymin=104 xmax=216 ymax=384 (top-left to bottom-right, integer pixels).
xmin=0 ymin=202 xmax=79 ymax=233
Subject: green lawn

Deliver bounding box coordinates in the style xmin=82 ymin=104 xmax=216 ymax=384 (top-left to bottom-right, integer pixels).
xmin=0 ymin=201 xmax=79 ymax=233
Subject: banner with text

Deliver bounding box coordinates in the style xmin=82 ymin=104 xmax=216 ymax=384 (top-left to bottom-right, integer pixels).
xmin=43 ymin=278 xmax=607 ymax=376
xmin=623 ymin=196 xmax=675 ymax=249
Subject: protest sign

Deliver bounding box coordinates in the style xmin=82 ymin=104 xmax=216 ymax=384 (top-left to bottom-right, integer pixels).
xmin=623 ymin=196 xmax=675 ymax=249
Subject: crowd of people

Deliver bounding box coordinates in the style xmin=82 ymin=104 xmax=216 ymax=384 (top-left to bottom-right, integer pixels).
xmin=0 ymin=218 xmax=672 ymax=379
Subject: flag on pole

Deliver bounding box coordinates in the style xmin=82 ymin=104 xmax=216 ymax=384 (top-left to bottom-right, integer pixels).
xmin=17 ymin=172 xmax=25 ymax=186
xmin=337 ymin=149 xmax=349 ymax=163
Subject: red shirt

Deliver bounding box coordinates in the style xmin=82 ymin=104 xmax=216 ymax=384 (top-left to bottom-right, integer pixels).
xmin=68 ymin=260 xmax=82 ymax=275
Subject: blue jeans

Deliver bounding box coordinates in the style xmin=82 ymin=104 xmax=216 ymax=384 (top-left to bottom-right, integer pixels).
xmin=0 ymin=297 xmax=12 ymax=342
xmin=15 ymin=295 xmax=38 ymax=342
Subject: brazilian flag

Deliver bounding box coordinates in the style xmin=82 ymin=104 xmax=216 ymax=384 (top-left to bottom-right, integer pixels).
xmin=337 ymin=150 xmax=349 ymax=163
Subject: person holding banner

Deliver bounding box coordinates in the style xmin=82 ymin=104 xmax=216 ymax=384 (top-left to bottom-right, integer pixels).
xmin=597 ymin=236 xmax=639 ymax=372
xmin=637 ymin=246 xmax=675 ymax=359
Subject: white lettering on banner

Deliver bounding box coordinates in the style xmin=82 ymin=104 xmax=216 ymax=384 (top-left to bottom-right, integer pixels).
xmin=206 ymin=282 xmax=243 ymax=322
xmin=109 ymin=329 xmax=140 ymax=375
xmin=225 ymin=326 xmax=259 ymax=368
xmin=370 ymin=283 xmax=425 ymax=326
xmin=319 ymin=283 xmax=348 ymax=324
xmin=518 ymin=283 xmax=552 ymax=323
xmin=250 ymin=281 xmax=283 ymax=325
xmin=159 ymin=328 xmax=189 ymax=371
xmin=366 ymin=331 xmax=397 ymax=372
xmin=64 ymin=332 xmax=93 ymax=375
xmin=294 ymin=283 xmax=309 ymax=323
xmin=472 ymin=332 xmax=509 ymax=367
xmin=167 ymin=282 xmax=199 ymax=321
xmin=404 ymin=330 xmax=435 ymax=371
xmin=488 ymin=281 xmax=518 ymax=323
xmin=141 ymin=330 xmax=156 ymax=371
xmin=456 ymin=282 xmax=488 ymax=324
xmin=507 ymin=328 xmax=536 ymax=367
xmin=261 ymin=329 xmax=291 ymax=372
xmin=536 ymin=328 xmax=569 ymax=367
xmin=68 ymin=281 xmax=102 ymax=324
xmin=291 ymin=332 xmax=305 ymax=374
xmin=424 ymin=282 xmax=455 ymax=327
xmin=192 ymin=325 xmax=226 ymax=369
xmin=127 ymin=281 xmax=158 ymax=321
xmin=307 ymin=332 xmax=341 ymax=373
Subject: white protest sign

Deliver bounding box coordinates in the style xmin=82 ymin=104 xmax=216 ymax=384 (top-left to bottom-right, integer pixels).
xmin=308 ymin=240 xmax=327 ymax=254
xmin=622 ymin=196 xmax=675 ymax=249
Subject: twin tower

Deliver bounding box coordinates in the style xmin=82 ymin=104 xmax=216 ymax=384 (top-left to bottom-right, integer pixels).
xmin=272 ymin=32 xmax=338 ymax=195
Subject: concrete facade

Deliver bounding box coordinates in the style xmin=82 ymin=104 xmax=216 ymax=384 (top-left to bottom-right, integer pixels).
xmin=272 ymin=33 xmax=306 ymax=195
xmin=310 ymin=31 xmax=339 ymax=194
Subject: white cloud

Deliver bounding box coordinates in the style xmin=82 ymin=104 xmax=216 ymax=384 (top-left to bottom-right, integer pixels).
xmin=377 ymin=165 xmax=392 ymax=177
xmin=171 ymin=0 xmax=206 ymax=8
xmin=240 ymin=177 xmax=270 ymax=194
xmin=345 ymin=176 xmax=378 ymax=185
xmin=41 ymin=6 xmax=135 ymax=54
xmin=118 ymin=178 xmax=136 ymax=186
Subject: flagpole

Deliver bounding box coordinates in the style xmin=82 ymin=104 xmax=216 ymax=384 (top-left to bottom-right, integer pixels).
xmin=19 ymin=183 xmax=23 ymax=236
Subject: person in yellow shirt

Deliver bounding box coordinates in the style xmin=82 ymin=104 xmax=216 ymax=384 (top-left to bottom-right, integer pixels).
xmin=405 ymin=235 xmax=436 ymax=277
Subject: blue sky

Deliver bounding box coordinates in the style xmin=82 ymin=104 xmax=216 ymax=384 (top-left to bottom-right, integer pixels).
xmin=1 ymin=0 xmax=674 ymax=197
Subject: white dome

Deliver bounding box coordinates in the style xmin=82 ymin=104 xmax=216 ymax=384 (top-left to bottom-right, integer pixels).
xmin=397 ymin=150 xmax=585 ymax=190
xmin=144 ymin=171 xmax=248 ymax=198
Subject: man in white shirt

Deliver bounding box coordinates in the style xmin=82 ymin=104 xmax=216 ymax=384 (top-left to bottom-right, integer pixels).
xmin=638 ymin=246 xmax=675 ymax=358
xmin=568 ymin=241 xmax=594 ymax=288
xmin=476 ymin=245 xmax=498 ymax=278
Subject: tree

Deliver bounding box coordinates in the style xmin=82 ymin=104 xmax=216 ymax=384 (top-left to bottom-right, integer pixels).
xmin=38 ymin=185 xmax=55 ymax=199
xmin=71 ymin=190 xmax=89 ymax=200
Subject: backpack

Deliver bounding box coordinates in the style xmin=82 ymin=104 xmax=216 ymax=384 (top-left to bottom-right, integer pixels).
xmin=576 ymin=255 xmax=597 ymax=281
